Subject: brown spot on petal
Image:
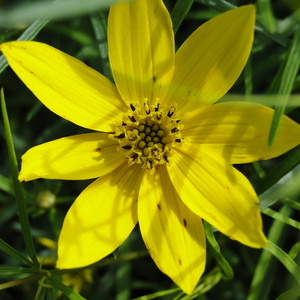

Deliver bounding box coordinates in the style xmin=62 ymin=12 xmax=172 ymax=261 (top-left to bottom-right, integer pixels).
xmin=93 ymin=147 xmax=102 ymax=152
xmin=178 ymin=258 xmax=182 ymax=266
xmin=183 ymin=219 xmax=187 ymax=227
xmin=157 ymin=203 xmax=161 ymax=210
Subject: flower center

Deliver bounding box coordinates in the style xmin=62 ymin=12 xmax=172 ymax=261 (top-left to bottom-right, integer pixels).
xmin=111 ymin=100 xmax=184 ymax=170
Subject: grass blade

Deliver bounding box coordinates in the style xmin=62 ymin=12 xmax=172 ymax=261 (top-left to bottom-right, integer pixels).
xmin=1 ymin=89 xmax=39 ymax=268
xmin=268 ymin=26 xmax=300 ymax=145
xmin=265 ymin=240 xmax=300 ymax=285
xmin=171 ymin=0 xmax=195 ymax=34
xmin=0 ymin=0 xmax=122 ymax=27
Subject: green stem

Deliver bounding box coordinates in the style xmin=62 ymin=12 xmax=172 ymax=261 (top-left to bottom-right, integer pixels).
xmin=1 ymin=89 xmax=39 ymax=268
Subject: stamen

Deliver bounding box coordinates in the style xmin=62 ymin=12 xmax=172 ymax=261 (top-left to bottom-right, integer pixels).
xmin=130 ymin=103 xmax=136 ymax=111
xmin=144 ymin=101 xmax=150 ymax=114
xmin=129 ymin=116 xmax=137 ymax=122
xmin=115 ymin=133 xmax=125 ymax=138
xmin=167 ymin=106 xmax=176 ymax=118
xmin=114 ymin=101 xmax=183 ymax=170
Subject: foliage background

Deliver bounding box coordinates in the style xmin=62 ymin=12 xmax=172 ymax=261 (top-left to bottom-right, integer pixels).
xmin=1 ymin=0 xmax=300 ymax=299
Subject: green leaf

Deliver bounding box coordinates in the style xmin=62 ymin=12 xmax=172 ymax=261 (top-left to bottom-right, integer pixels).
xmin=268 ymin=26 xmax=300 ymax=145
xmin=257 ymin=0 xmax=277 ymax=32
xmin=89 ymin=12 xmax=113 ymax=81
xmin=265 ymin=241 xmax=300 ymax=285
xmin=275 ymin=286 xmax=300 ymax=300
xmin=256 ymin=146 xmax=300 ymax=195
xmin=0 ymin=0 xmax=122 ymax=27
xmin=1 ymin=89 xmax=39 ymax=268
xmin=259 ymin=163 xmax=300 ymax=210
xmin=0 ymin=239 xmax=34 ymax=267
xmin=48 ymin=278 xmax=87 ymax=300
xmin=263 ymin=207 xmax=300 ymax=230
xmin=171 ymin=0 xmax=195 ymax=34
xmin=204 ymin=222 xmax=233 ymax=280
xmin=248 ymin=205 xmax=293 ymax=300
xmin=289 ymin=242 xmax=300 ymax=260
xmin=0 ymin=266 xmax=35 ymax=277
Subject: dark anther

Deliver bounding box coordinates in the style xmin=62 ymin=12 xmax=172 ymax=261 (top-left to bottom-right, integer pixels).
xmin=175 ymin=138 xmax=182 ymax=143
xmin=130 ymin=103 xmax=136 ymax=111
xmin=122 ymin=145 xmax=132 ymax=150
xmin=144 ymin=102 xmax=150 ymax=114
xmin=131 ymin=153 xmax=138 ymax=161
xmin=115 ymin=133 xmax=125 ymax=138
xmin=129 ymin=116 xmax=137 ymax=122
xmin=163 ymin=155 xmax=169 ymax=163
xmin=155 ymin=103 xmax=160 ymax=112
xmin=175 ymin=120 xmax=181 ymax=123
xmin=122 ymin=121 xmax=127 ymax=126
xmin=156 ymin=113 xmax=162 ymax=120
xmin=147 ymin=159 xmax=153 ymax=170
xmin=167 ymin=106 xmax=176 ymax=118
xmin=171 ymin=127 xmax=179 ymax=133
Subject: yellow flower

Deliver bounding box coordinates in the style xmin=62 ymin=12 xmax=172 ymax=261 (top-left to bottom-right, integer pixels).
xmin=1 ymin=0 xmax=300 ymax=294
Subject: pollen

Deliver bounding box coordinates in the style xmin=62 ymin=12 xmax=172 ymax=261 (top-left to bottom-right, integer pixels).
xmin=110 ymin=100 xmax=184 ymax=170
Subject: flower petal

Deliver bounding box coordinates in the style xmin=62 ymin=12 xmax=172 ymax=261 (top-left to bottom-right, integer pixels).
xmin=108 ymin=0 xmax=174 ymax=105
xmin=0 ymin=41 xmax=127 ymax=132
xmin=57 ymin=163 xmax=144 ymax=269
xmin=169 ymin=145 xmax=267 ymax=248
xmin=19 ymin=133 xmax=124 ymax=181
xmin=163 ymin=5 xmax=255 ymax=113
xmin=181 ymin=102 xmax=300 ymax=164
xmin=138 ymin=165 xmax=205 ymax=294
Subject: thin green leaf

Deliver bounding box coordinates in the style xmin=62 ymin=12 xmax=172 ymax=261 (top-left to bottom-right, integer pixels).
xmin=89 ymin=12 xmax=113 ymax=81
xmin=0 ymin=19 xmax=49 ymax=74
xmin=0 ymin=266 xmax=35 ymax=277
xmin=275 ymin=286 xmax=300 ymax=300
xmin=263 ymin=207 xmax=300 ymax=230
xmin=248 ymin=205 xmax=292 ymax=300
xmin=256 ymin=146 xmax=300 ymax=194
xmin=0 ymin=0 xmax=122 ymax=27
xmin=48 ymin=278 xmax=87 ymax=300
xmin=282 ymin=198 xmax=300 ymax=211
xmin=204 ymin=222 xmax=233 ymax=280
xmin=0 ymin=239 xmax=34 ymax=267
xmin=171 ymin=0 xmax=195 ymax=34
xmin=259 ymin=163 xmax=300 ymax=210
xmin=289 ymin=242 xmax=300 ymax=260
xmin=1 ymin=89 xmax=39 ymax=268
xmin=131 ymin=288 xmax=180 ymax=300
xmin=244 ymin=58 xmax=253 ymax=96
xmin=179 ymin=268 xmax=223 ymax=300
xmin=268 ymin=26 xmax=300 ymax=145
xmin=265 ymin=241 xmax=300 ymax=285
xmin=0 ymin=273 xmax=44 ymax=290
xmin=257 ymin=0 xmax=277 ymax=32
